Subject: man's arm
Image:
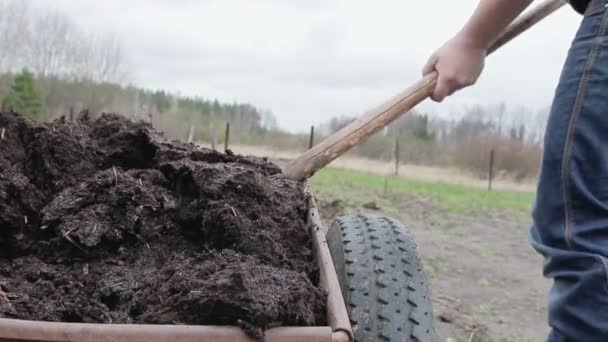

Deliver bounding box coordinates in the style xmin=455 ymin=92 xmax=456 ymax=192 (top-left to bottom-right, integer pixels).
xmin=423 ymin=0 xmax=533 ymax=102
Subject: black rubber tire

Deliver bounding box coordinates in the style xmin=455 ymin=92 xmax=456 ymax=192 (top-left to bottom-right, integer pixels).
xmin=326 ymin=215 xmax=436 ymax=342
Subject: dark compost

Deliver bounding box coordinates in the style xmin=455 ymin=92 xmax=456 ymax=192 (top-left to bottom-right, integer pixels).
xmin=0 ymin=111 xmax=326 ymax=338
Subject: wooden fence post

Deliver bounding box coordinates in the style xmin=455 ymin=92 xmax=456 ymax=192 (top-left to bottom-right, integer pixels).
xmin=187 ymin=125 xmax=195 ymax=144
xmin=69 ymin=106 xmax=75 ymax=122
xmin=210 ymin=122 xmax=217 ymax=150
xmin=224 ymin=122 xmax=230 ymax=152
xmin=488 ymin=149 xmax=495 ymax=191
xmin=309 ymin=126 xmax=315 ymax=149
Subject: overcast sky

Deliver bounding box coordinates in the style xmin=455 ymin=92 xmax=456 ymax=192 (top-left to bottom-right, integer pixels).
xmin=30 ymin=0 xmax=580 ymax=132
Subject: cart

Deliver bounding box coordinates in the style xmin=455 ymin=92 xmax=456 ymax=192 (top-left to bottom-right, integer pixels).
xmin=0 ymin=183 xmax=435 ymax=342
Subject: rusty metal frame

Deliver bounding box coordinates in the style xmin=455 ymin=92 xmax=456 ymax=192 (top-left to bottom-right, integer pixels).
xmin=0 ymin=182 xmax=353 ymax=342
xmin=305 ymin=182 xmax=353 ymax=342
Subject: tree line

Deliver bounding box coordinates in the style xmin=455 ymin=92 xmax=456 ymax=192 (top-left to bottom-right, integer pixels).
xmin=0 ymin=70 xmax=280 ymax=144
xmin=314 ymin=102 xmax=548 ymax=181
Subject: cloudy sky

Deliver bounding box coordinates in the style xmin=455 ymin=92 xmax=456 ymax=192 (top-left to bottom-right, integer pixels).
xmin=30 ymin=0 xmax=580 ymax=132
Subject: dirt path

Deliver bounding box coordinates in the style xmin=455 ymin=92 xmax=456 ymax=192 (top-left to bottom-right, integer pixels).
xmin=319 ymin=196 xmax=550 ymax=342
xmin=404 ymin=208 xmax=550 ymax=341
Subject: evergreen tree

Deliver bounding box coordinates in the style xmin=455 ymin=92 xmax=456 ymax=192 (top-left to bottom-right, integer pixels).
xmin=4 ymin=69 xmax=44 ymax=120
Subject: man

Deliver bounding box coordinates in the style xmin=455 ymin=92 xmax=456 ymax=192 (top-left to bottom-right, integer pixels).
xmin=422 ymin=0 xmax=607 ymax=340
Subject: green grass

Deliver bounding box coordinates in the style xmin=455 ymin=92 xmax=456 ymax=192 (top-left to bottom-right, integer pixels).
xmin=311 ymin=168 xmax=535 ymax=214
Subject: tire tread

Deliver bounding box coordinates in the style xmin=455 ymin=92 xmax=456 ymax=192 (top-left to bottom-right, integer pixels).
xmin=329 ymin=215 xmax=435 ymax=342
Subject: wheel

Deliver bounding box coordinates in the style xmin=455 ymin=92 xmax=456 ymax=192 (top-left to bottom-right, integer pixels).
xmin=326 ymin=215 xmax=436 ymax=342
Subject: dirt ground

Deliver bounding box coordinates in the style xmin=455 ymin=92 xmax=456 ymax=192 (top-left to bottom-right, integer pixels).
xmin=318 ymin=194 xmax=550 ymax=342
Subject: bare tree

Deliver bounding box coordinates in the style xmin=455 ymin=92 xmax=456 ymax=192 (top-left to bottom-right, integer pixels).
xmin=508 ymin=105 xmax=528 ymax=143
xmin=28 ymin=10 xmax=73 ymax=77
xmin=531 ymin=106 xmax=550 ymax=146
xmin=83 ymin=34 xmax=131 ymax=83
xmin=0 ymin=0 xmax=131 ymax=84
xmin=0 ymin=1 xmax=32 ymax=72
xmin=260 ymin=109 xmax=279 ymax=130
xmin=494 ymin=102 xmax=506 ymax=137
xmin=450 ymin=104 xmax=494 ymax=141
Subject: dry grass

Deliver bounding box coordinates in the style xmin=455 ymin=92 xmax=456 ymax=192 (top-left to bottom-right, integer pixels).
xmin=452 ymin=135 xmax=542 ymax=182
xmin=199 ymin=142 xmax=537 ymax=192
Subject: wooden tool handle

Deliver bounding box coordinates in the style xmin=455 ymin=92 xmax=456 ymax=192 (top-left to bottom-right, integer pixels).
xmin=283 ymin=0 xmax=566 ymax=180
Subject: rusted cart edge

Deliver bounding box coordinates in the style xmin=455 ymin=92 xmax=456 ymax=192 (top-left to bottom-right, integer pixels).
xmin=0 ymin=321 xmax=333 ymax=342
xmin=0 ymin=182 xmax=353 ymax=342
xmin=304 ymin=183 xmax=353 ymax=342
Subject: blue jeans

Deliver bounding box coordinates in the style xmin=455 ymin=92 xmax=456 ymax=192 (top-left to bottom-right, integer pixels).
xmin=530 ymin=0 xmax=608 ymax=340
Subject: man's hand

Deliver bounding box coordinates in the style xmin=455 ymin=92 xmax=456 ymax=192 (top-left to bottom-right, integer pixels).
xmin=422 ymin=34 xmax=486 ymax=102
xmin=421 ymin=0 xmax=532 ymax=102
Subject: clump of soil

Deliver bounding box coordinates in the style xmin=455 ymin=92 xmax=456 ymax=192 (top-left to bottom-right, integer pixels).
xmin=0 ymin=111 xmax=325 ymax=338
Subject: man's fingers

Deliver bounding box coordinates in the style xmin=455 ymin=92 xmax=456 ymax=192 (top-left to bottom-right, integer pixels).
xmin=431 ymin=76 xmax=453 ymax=102
xmin=422 ymin=54 xmax=438 ymax=76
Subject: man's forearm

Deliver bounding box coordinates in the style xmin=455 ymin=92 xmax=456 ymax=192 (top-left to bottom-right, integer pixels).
xmin=459 ymin=0 xmax=533 ymax=49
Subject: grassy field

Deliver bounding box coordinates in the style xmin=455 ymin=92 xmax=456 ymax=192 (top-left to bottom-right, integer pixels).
xmin=311 ymin=167 xmax=536 ymax=215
